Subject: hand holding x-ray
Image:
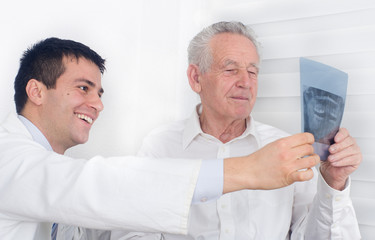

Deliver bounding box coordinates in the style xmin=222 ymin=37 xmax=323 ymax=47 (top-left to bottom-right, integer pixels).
xmin=300 ymin=58 xmax=348 ymax=160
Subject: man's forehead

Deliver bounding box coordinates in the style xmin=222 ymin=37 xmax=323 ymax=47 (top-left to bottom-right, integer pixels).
xmin=62 ymin=55 xmax=101 ymax=72
xmin=63 ymin=55 xmax=93 ymax=65
xmin=62 ymin=54 xmax=80 ymax=63
xmin=59 ymin=56 xmax=103 ymax=86
xmin=210 ymin=42 xmax=259 ymax=68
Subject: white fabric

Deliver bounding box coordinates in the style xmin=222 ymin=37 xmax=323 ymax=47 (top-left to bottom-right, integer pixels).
xmin=56 ymin=157 xmax=225 ymax=240
xmin=192 ymin=158 xmax=223 ymax=204
xmin=56 ymin=226 xmax=111 ymax=240
xmin=55 ymin=157 xmax=224 ymax=240
xmin=111 ymin=105 xmax=360 ymax=240
xmin=0 ymin=113 xmax=203 ymax=240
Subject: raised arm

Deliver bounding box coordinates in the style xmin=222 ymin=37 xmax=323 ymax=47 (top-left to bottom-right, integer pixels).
xmin=223 ymin=132 xmax=319 ymax=193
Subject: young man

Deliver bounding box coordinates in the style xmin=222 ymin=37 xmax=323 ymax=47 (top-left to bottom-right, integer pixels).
xmin=0 ymin=37 xmax=319 ymax=240
xmin=111 ymin=21 xmax=362 ymax=239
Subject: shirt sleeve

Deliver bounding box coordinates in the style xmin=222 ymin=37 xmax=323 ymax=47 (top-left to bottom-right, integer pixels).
xmin=307 ymin=173 xmax=361 ymax=239
xmin=192 ymin=158 xmax=223 ymax=204
xmin=291 ymin=169 xmax=361 ymax=239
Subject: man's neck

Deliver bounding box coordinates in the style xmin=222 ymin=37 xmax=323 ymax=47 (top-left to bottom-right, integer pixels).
xmin=19 ymin=113 xmax=67 ymax=154
xmin=199 ymin=113 xmax=248 ymax=143
xmin=18 ymin=114 xmax=55 ymax=152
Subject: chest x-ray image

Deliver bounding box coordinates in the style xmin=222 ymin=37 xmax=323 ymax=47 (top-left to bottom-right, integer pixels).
xmin=300 ymin=58 xmax=348 ymax=160
xmin=303 ymin=86 xmax=344 ymax=145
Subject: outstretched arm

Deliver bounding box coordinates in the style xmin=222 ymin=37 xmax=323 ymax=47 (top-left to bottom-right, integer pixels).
xmin=224 ymin=132 xmax=319 ymax=193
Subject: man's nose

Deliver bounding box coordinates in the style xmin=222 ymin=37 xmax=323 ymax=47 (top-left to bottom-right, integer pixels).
xmin=89 ymin=94 xmax=104 ymax=112
xmin=236 ymin=70 xmax=253 ymax=88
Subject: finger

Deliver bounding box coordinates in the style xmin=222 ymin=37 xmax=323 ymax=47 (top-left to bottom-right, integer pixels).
xmin=330 ymin=152 xmax=362 ymax=167
xmin=294 ymin=154 xmax=320 ymax=171
xmin=328 ymin=151 xmax=362 ymax=167
xmin=284 ymin=132 xmax=314 ymax=148
xmin=328 ymin=143 xmax=360 ymax=162
xmin=334 ymin=127 xmax=349 ymax=143
xmin=330 ymin=134 xmax=356 ymax=154
xmin=287 ymin=168 xmax=315 ymax=184
xmin=290 ymin=144 xmax=315 ymax=159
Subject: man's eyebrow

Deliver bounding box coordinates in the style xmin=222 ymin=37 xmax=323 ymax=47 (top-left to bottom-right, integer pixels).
xmin=75 ymin=79 xmax=104 ymax=94
xmin=223 ymin=59 xmax=259 ymax=71
xmin=223 ymin=59 xmax=238 ymax=67
xmin=249 ymin=63 xmax=260 ymax=72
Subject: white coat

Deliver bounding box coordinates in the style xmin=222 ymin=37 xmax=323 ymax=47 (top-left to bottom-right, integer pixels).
xmin=0 ymin=113 xmax=201 ymax=240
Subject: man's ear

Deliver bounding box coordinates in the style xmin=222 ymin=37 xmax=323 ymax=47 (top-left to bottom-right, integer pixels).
xmin=25 ymin=79 xmax=44 ymax=106
xmin=187 ymin=64 xmax=202 ymax=93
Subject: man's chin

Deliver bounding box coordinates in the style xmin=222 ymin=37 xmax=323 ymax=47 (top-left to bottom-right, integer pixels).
xmin=234 ymin=109 xmax=251 ymax=119
xmin=73 ymin=134 xmax=90 ymax=146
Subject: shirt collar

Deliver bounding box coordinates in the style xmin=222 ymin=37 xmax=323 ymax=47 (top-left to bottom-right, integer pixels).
xmin=182 ymin=104 xmax=261 ymax=149
xmin=18 ymin=115 xmax=53 ymax=151
xmin=183 ymin=104 xmax=204 ymax=149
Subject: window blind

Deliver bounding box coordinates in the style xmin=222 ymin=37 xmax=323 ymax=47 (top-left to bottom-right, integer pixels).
xmin=205 ymin=0 xmax=375 ymax=238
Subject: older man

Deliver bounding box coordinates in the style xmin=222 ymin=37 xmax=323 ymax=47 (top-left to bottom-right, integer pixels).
xmin=111 ymin=21 xmax=361 ymax=239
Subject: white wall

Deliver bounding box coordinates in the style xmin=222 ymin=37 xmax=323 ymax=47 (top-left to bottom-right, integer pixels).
xmin=0 ymin=0 xmax=202 ymax=158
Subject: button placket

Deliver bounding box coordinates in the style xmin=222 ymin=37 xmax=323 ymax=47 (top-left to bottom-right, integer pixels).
xmin=217 ymin=195 xmax=235 ymax=240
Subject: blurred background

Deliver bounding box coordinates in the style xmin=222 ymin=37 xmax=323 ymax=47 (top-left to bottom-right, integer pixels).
xmin=1 ymin=0 xmax=374 ymax=238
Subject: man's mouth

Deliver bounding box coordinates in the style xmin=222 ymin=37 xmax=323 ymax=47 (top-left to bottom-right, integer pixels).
xmin=75 ymin=113 xmax=93 ymax=124
xmin=231 ymin=96 xmax=249 ymax=101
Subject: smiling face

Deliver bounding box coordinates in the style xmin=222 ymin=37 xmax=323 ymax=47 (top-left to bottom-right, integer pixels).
xmin=39 ymin=56 xmax=104 ymax=153
xmin=193 ymin=33 xmax=259 ymax=123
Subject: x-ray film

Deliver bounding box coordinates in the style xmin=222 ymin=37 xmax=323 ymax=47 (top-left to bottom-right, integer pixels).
xmin=300 ymin=58 xmax=348 ymax=160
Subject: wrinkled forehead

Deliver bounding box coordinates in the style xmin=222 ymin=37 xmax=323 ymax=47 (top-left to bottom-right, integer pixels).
xmin=210 ymin=33 xmax=259 ymax=64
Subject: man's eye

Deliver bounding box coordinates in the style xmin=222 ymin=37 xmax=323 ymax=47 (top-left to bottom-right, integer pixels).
xmin=248 ymin=71 xmax=257 ymax=77
xmin=225 ymin=69 xmax=237 ymax=74
xmin=79 ymin=86 xmax=88 ymax=91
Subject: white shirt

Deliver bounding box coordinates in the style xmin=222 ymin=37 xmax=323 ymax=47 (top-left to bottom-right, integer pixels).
xmin=0 ymin=113 xmax=212 ymax=240
xmin=111 ymin=105 xmax=361 ymax=240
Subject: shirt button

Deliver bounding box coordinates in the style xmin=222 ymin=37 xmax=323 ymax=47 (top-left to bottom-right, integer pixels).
xmin=335 ymin=196 xmax=342 ymax=201
xmin=221 ymin=204 xmax=227 ymax=209
xmin=325 ymin=193 xmax=332 ymax=199
xmin=200 ymin=197 xmax=208 ymax=203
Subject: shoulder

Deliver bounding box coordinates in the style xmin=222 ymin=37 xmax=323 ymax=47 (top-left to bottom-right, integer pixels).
xmin=253 ymin=120 xmax=290 ymax=145
xmin=144 ymin=119 xmax=186 ymax=141
xmin=138 ymin=119 xmax=187 ymax=157
xmin=0 ymin=113 xmax=33 ymax=142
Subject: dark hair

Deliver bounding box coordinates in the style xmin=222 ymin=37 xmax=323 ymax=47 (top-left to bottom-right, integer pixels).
xmin=14 ymin=37 xmax=106 ymax=114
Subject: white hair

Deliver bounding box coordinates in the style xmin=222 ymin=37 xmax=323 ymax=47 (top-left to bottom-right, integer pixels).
xmin=187 ymin=21 xmax=261 ymax=73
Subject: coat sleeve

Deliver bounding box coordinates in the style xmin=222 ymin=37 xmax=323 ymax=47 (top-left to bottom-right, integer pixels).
xmin=0 ymin=128 xmax=201 ymax=235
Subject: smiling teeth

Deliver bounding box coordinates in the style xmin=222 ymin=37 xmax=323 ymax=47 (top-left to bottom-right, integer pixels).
xmin=76 ymin=114 xmax=93 ymax=124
